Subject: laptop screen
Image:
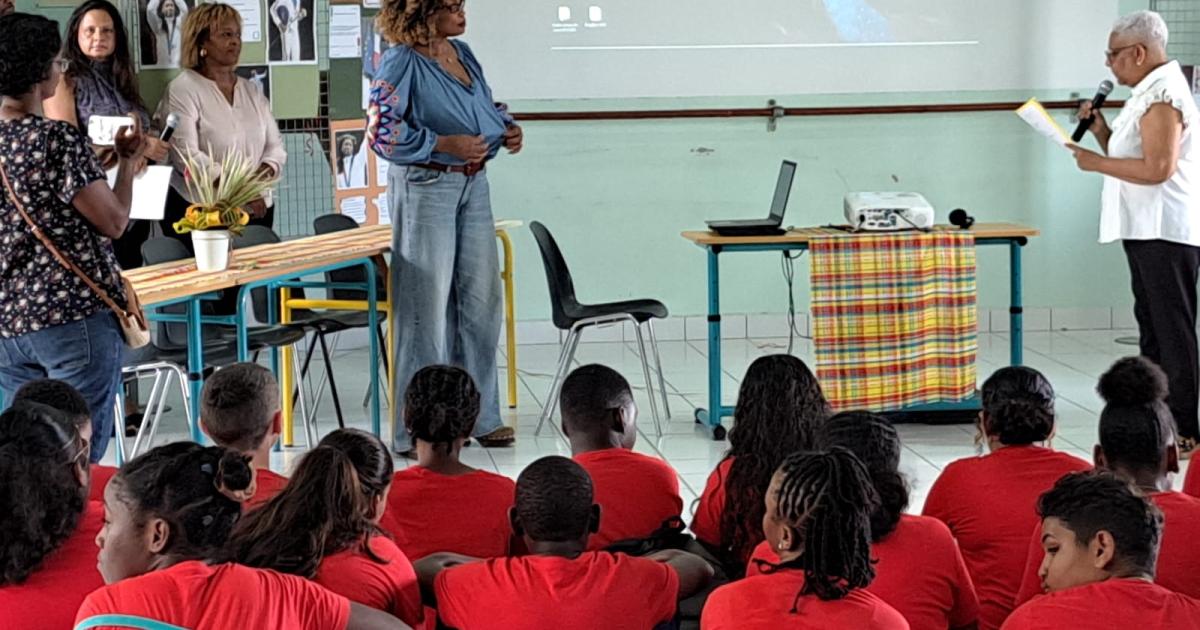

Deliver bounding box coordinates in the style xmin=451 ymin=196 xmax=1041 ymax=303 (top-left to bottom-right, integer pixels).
xmin=769 ymin=160 xmax=797 ymax=223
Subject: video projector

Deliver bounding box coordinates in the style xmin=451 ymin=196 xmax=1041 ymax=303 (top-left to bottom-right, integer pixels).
xmin=844 ymin=192 xmax=935 ymax=231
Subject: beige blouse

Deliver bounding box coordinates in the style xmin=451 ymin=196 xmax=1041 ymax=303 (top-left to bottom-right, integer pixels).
xmin=158 ymin=69 xmax=286 ymax=205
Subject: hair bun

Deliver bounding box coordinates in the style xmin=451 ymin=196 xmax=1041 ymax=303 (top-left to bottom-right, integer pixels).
xmin=1097 ymin=356 xmax=1168 ymax=406
xmin=214 ymin=449 xmax=254 ymax=495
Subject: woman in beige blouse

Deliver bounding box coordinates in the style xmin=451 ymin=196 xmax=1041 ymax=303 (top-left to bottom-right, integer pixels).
xmin=159 ymin=2 xmax=285 ymax=245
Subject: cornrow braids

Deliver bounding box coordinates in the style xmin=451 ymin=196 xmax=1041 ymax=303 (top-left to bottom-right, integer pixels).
xmin=403 ymin=365 xmax=480 ymax=453
xmin=720 ymin=355 xmax=830 ymax=567
xmin=771 ymin=449 xmax=879 ymax=606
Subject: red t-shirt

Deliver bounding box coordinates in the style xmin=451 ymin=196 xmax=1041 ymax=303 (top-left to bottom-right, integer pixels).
xmin=922 ymin=446 xmax=1089 ymax=630
xmin=0 ymin=500 xmax=105 ymax=630
xmin=75 ymin=561 xmax=351 ymax=630
xmin=691 ymin=458 xmax=734 ymax=551
xmin=1014 ymin=490 xmax=1200 ymax=605
xmin=1183 ymin=461 xmax=1200 ymax=498
xmin=89 ymin=464 xmax=118 ymax=503
xmin=1002 ymin=578 xmax=1200 ymax=630
xmin=747 ymin=514 xmax=977 ymax=630
xmin=434 ymin=552 xmax=679 ymax=630
xmin=701 ymin=570 xmax=910 ymax=629
xmin=245 ymin=468 xmax=290 ymax=511
xmin=314 ymin=535 xmax=423 ymax=628
xmin=380 ymin=466 xmax=515 ymax=560
xmin=574 ymin=448 xmax=683 ymax=550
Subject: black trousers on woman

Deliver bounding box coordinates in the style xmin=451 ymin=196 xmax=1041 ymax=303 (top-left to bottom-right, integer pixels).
xmin=1124 ymin=239 xmax=1200 ymax=439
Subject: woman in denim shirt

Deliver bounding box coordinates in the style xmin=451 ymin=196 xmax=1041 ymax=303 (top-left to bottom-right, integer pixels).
xmin=369 ymin=0 xmax=522 ymax=455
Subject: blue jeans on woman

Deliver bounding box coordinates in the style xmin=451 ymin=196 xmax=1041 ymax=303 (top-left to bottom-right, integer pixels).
xmin=389 ymin=165 xmax=503 ymax=452
xmin=0 ymin=311 xmax=124 ymax=462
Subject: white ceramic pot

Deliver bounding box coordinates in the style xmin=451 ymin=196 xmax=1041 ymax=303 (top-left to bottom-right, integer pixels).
xmin=192 ymin=229 xmax=232 ymax=272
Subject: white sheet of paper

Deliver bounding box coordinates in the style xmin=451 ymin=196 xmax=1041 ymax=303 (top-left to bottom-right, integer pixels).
xmin=374 ymin=156 xmax=390 ymax=187
xmin=340 ymin=195 xmax=367 ymax=224
xmin=1015 ymin=98 xmax=1073 ymax=149
xmin=106 ymin=165 xmax=173 ymax=221
xmin=227 ymin=0 xmax=264 ymax=41
xmin=373 ymin=193 xmax=390 ymax=225
xmin=329 ymin=5 xmax=362 ymax=59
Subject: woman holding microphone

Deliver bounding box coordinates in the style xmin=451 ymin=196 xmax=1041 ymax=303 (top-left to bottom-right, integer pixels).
xmin=1071 ymin=10 xmax=1200 ymax=456
xmin=368 ymin=0 xmax=523 ymax=455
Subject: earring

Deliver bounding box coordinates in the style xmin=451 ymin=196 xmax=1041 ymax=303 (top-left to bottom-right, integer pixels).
xmin=201 ymin=49 xmax=208 ymax=58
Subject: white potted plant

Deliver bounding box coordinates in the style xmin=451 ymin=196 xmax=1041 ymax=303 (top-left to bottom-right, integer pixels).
xmin=172 ymin=148 xmax=278 ymax=272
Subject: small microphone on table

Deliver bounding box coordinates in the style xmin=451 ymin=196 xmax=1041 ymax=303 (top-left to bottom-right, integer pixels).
xmin=1071 ymin=80 xmax=1114 ymax=142
xmin=950 ymin=208 xmax=975 ymax=230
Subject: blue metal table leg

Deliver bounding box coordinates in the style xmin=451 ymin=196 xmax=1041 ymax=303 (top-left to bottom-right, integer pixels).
xmin=236 ymin=288 xmax=251 ymax=361
xmin=1010 ymin=240 xmax=1024 ymax=366
xmin=695 ymin=247 xmax=728 ymax=439
xmin=366 ymin=259 xmax=381 ymax=438
xmin=186 ymin=297 xmax=205 ymax=443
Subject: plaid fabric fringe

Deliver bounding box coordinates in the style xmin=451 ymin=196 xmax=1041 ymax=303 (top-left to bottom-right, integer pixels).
xmin=810 ymin=231 xmax=978 ymax=411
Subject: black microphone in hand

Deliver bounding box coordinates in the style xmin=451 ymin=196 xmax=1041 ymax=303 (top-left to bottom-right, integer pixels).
xmin=1072 ymin=80 xmax=1114 ymax=142
xmin=159 ymin=113 xmax=179 ymax=143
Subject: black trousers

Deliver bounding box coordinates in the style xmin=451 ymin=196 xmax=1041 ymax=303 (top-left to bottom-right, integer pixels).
xmin=1124 ymin=239 xmax=1200 ymax=439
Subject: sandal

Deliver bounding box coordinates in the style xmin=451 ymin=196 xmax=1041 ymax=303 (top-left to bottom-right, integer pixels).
xmin=1179 ymin=437 xmax=1198 ymax=460
xmin=475 ymin=425 xmax=516 ymax=447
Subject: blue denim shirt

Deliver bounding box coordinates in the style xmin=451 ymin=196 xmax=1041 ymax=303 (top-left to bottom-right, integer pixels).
xmin=368 ymin=40 xmax=513 ymax=166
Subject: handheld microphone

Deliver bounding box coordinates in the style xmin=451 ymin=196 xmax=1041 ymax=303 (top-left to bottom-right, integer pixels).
xmin=1071 ymin=80 xmax=1114 ymax=142
xmin=159 ymin=113 xmax=179 ymax=143
xmin=949 ymin=208 xmax=975 ymax=230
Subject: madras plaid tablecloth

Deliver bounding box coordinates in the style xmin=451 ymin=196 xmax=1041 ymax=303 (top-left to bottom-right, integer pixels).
xmin=810 ymin=231 xmax=978 ymax=411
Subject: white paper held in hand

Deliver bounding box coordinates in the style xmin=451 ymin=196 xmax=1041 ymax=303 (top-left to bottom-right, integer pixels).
xmin=1015 ymin=98 xmax=1074 ymax=149
xmin=106 ymin=165 xmax=173 ymax=220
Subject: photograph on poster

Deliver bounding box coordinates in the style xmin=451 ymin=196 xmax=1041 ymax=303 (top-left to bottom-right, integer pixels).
xmin=267 ymin=0 xmax=316 ymax=63
xmin=334 ymin=130 xmax=369 ymax=190
xmin=140 ymin=0 xmax=193 ymax=68
xmin=361 ymin=17 xmax=393 ymax=108
xmin=235 ymin=65 xmax=271 ymax=103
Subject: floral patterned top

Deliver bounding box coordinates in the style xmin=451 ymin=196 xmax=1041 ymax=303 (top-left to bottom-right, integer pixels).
xmin=0 ymin=115 xmax=125 ymax=337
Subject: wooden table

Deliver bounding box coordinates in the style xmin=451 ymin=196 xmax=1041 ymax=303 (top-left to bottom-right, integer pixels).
xmin=681 ymin=222 xmax=1040 ymax=439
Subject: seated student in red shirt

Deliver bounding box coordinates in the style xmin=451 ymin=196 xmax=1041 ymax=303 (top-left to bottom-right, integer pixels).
xmin=0 ymin=401 xmax=106 ymax=630
xmin=13 ymin=378 xmax=117 ymax=502
xmin=559 ymin=364 xmax=684 ymax=550
xmin=76 ymin=441 xmax=409 ymax=630
xmin=923 ymin=366 xmax=1090 ymax=630
xmin=415 ymin=456 xmax=714 ymax=630
xmin=692 ymin=355 xmax=830 ymax=573
xmin=1002 ymin=471 xmax=1200 ymax=630
xmin=380 ymin=365 xmax=516 ymax=559
xmin=749 ymin=412 xmax=980 ymax=630
xmin=1014 ymin=357 xmax=1200 ymax=605
xmin=228 ymin=428 xmax=424 ymax=628
xmin=198 ymin=363 xmax=288 ymax=509
xmin=703 ymin=449 xmax=909 ymax=629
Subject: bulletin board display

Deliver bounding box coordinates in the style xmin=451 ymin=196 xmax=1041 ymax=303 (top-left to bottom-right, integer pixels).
xmin=330 ymin=119 xmax=390 ymax=225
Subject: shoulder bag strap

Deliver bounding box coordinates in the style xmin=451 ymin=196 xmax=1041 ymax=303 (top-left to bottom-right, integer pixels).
xmin=74 ymin=614 xmax=190 ymax=630
xmin=0 ymin=158 xmax=130 ymax=317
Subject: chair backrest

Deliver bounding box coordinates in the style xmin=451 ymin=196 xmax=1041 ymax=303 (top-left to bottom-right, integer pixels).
xmin=529 ymin=221 xmax=581 ymax=329
xmin=232 ymin=225 xmax=292 ymax=323
xmin=312 ymin=214 xmax=387 ymax=302
xmin=140 ymin=237 xmax=194 ymax=347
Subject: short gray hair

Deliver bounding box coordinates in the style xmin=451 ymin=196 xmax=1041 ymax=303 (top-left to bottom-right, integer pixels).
xmin=1112 ymin=10 xmax=1169 ymax=50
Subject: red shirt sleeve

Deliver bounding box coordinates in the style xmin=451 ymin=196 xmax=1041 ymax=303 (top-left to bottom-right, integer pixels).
xmin=699 ymin=584 xmax=735 ymax=630
xmin=999 ymin=602 xmax=1038 ymax=630
xmin=634 ymin=557 xmax=681 ymax=625
xmin=691 ymin=460 xmax=730 ymax=546
xmin=948 ymin=534 xmax=982 ymax=627
xmin=1184 ymin=461 xmax=1200 ymax=498
xmin=1013 ymin=523 xmax=1045 ymax=608
xmin=433 ymin=561 xmax=484 ymax=629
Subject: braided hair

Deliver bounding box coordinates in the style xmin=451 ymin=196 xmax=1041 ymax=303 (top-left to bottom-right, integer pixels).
xmin=403 ymin=365 xmax=480 ymax=453
xmin=1096 ymin=357 xmax=1175 ymax=473
xmin=720 ymin=355 xmax=830 ymax=566
xmin=980 ymin=366 xmax=1056 ymax=445
xmin=769 ymin=449 xmax=879 ymax=605
xmin=822 ymin=411 xmax=908 ymax=541
xmin=113 ymin=442 xmax=253 ymax=560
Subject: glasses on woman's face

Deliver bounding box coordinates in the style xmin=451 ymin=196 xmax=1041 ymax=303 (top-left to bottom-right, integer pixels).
xmin=1105 ymin=43 xmax=1138 ymax=62
xmin=439 ymin=0 xmax=465 ymax=14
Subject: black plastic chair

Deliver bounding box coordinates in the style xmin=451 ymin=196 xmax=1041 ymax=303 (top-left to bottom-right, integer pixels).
xmin=529 ymin=221 xmax=670 ymax=436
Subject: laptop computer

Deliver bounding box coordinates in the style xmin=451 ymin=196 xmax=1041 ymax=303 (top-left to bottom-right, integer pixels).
xmin=706 ymin=160 xmax=796 ymax=236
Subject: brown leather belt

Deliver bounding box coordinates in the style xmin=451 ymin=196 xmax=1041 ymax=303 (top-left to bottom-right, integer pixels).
xmin=411 ymin=161 xmax=488 ymax=176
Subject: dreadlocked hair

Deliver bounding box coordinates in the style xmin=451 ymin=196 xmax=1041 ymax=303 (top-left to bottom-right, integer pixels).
xmin=404 ymin=365 xmax=480 ymax=454
xmin=114 ymin=442 xmax=253 ymax=560
xmin=1096 ymin=357 xmax=1175 ymax=473
xmin=771 ymin=449 xmax=879 ymax=605
xmin=720 ymin=355 xmax=830 ymax=567
xmin=375 ymin=0 xmax=443 ymax=45
xmin=821 ymin=411 xmax=908 ymax=541
xmin=225 ymin=429 xmax=393 ymax=578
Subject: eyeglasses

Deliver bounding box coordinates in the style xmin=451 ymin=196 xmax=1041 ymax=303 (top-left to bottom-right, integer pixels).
xmin=55 ymin=58 xmax=71 ymax=73
xmin=439 ymin=1 xmax=465 ymax=14
xmin=1105 ymin=44 xmax=1139 ymax=61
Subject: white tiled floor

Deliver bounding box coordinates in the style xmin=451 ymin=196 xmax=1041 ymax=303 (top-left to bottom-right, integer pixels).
xmin=110 ymin=328 xmax=1194 ymax=517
